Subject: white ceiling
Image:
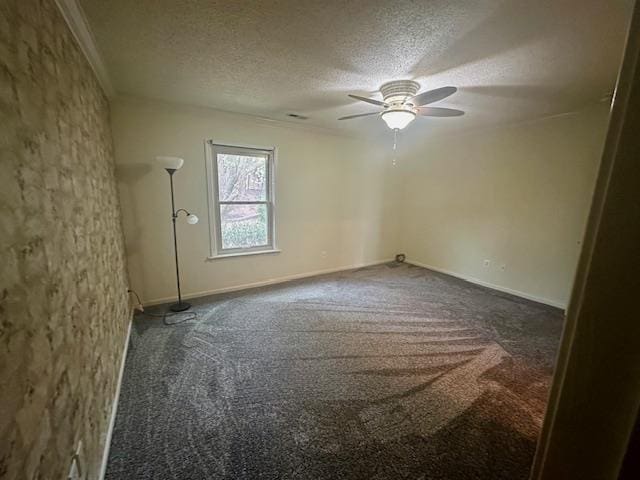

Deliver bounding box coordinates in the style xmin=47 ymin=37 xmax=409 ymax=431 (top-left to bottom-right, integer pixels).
xmin=80 ymin=0 xmax=633 ymax=138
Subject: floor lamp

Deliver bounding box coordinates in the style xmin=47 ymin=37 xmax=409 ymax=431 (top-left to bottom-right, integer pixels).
xmin=156 ymin=156 xmax=199 ymax=312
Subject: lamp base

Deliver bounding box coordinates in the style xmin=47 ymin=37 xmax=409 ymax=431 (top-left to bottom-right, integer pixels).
xmin=169 ymin=301 xmax=191 ymax=312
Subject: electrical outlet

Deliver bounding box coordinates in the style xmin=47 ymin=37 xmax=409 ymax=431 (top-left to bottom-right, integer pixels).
xmin=483 ymin=259 xmax=490 ymax=267
xmin=321 ymin=250 xmax=327 ymax=258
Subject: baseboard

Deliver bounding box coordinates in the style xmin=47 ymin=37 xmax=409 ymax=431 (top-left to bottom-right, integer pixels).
xmin=143 ymin=258 xmax=394 ymax=306
xmin=405 ymin=259 xmax=567 ymax=310
xmin=99 ymin=311 xmax=133 ymax=479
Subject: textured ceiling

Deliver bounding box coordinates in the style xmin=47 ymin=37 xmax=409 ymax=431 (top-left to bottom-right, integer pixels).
xmin=80 ymin=0 xmax=633 ymax=138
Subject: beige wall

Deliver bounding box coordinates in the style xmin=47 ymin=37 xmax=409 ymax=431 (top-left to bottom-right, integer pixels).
xmin=0 ymin=0 xmax=131 ymax=478
xmin=398 ymin=103 xmax=611 ymax=308
xmin=113 ymin=96 xmax=609 ymax=309
xmin=111 ymin=97 xmax=399 ymax=304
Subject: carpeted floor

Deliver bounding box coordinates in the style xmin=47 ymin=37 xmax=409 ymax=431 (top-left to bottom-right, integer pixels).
xmin=106 ymin=262 xmax=564 ymax=480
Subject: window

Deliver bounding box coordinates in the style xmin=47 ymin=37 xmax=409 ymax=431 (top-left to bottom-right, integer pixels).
xmin=206 ymin=142 xmax=277 ymax=258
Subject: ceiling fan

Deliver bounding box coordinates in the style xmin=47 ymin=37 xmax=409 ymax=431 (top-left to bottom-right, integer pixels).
xmin=339 ymin=80 xmax=464 ymax=130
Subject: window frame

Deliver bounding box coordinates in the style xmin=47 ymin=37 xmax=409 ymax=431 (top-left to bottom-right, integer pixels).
xmin=205 ymin=141 xmax=278 ymax=259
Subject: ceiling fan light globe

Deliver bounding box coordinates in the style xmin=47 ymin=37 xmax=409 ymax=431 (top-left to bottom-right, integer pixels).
xmin=381 ymin=110 xmax=416 ymax=130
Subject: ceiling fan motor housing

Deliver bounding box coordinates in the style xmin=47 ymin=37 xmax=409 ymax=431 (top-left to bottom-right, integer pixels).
xmin=380 ymin=80 xmax=421 ymax=106
xmin=338 ymin=81 xmax=461 ymax=124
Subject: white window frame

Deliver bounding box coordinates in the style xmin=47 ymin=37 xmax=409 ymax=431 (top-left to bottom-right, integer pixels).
xmin=205 ymin=140 xmax=279 ymax=259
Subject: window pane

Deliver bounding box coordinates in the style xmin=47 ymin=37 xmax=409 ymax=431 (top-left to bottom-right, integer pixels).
xmin=220 ymin=204 xmax=268 ymax=249
xmin=217 ymin=154 xmax=267 ymax=201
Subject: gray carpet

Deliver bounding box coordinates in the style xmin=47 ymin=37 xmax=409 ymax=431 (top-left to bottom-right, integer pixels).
xmin=106 ymin=262 xmax=563 ymax=479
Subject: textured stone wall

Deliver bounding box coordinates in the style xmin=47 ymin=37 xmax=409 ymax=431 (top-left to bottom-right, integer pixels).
xmin=0 ymin=0 xmax=131 ymax=478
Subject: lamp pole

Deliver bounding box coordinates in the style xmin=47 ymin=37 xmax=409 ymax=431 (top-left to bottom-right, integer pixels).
xmin=157 ymin=156 xmax=198 ymax=313
xmin=166 ymin=169 xmax=191 ymax=312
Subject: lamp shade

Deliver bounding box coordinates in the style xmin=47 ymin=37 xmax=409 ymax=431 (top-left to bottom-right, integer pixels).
xmin=186 ymin=214 xmax=199 ymax=225
xmin=381 ymin=110 xmax=416 ymax=130
xmin=156 ymin=156 xmax=184 ymax=170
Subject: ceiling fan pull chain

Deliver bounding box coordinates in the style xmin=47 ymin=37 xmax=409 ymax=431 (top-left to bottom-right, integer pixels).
xmin=392 ymin=128 xmax=398 ymax=166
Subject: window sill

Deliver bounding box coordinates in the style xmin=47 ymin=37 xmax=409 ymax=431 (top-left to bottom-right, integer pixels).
xmin=207 ymin=249 xmax=281 ymax=260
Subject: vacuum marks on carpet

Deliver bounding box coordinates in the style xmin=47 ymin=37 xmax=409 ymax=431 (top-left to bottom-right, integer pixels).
xmin=106 ymin=263 xmax=562 ymax=479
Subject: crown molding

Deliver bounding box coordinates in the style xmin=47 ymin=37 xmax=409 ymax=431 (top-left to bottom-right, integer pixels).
xmin=55 ymin=0 xmax=115 ymax=97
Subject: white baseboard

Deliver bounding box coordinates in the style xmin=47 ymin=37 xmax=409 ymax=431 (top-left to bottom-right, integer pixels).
xmin=405 ymin=259 xmax=567 ymax=310
xmin=99 ymin=312 xmax=133 ymax=479
xmin=143 ymin=259 xmax=394 ymax=306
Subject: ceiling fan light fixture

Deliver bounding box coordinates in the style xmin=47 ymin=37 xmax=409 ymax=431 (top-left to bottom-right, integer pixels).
xmin=381 ymin=109 xmax=416 ymax=130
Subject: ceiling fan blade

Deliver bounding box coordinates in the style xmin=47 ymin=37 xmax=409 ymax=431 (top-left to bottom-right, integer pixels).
xmin=338 ymin=112 xmax=381 ymax=120
xmin=418 ymin=107 xmax=465 ymax=117
xmin=410 ymin=86 xmax=457 ymax=106
xmin=348 ymin=94 xmax=388 ymax=107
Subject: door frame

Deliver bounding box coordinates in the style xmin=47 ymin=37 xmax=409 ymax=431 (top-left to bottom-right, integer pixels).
xmin=532 ymin=2 xmax=640 ymax=478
